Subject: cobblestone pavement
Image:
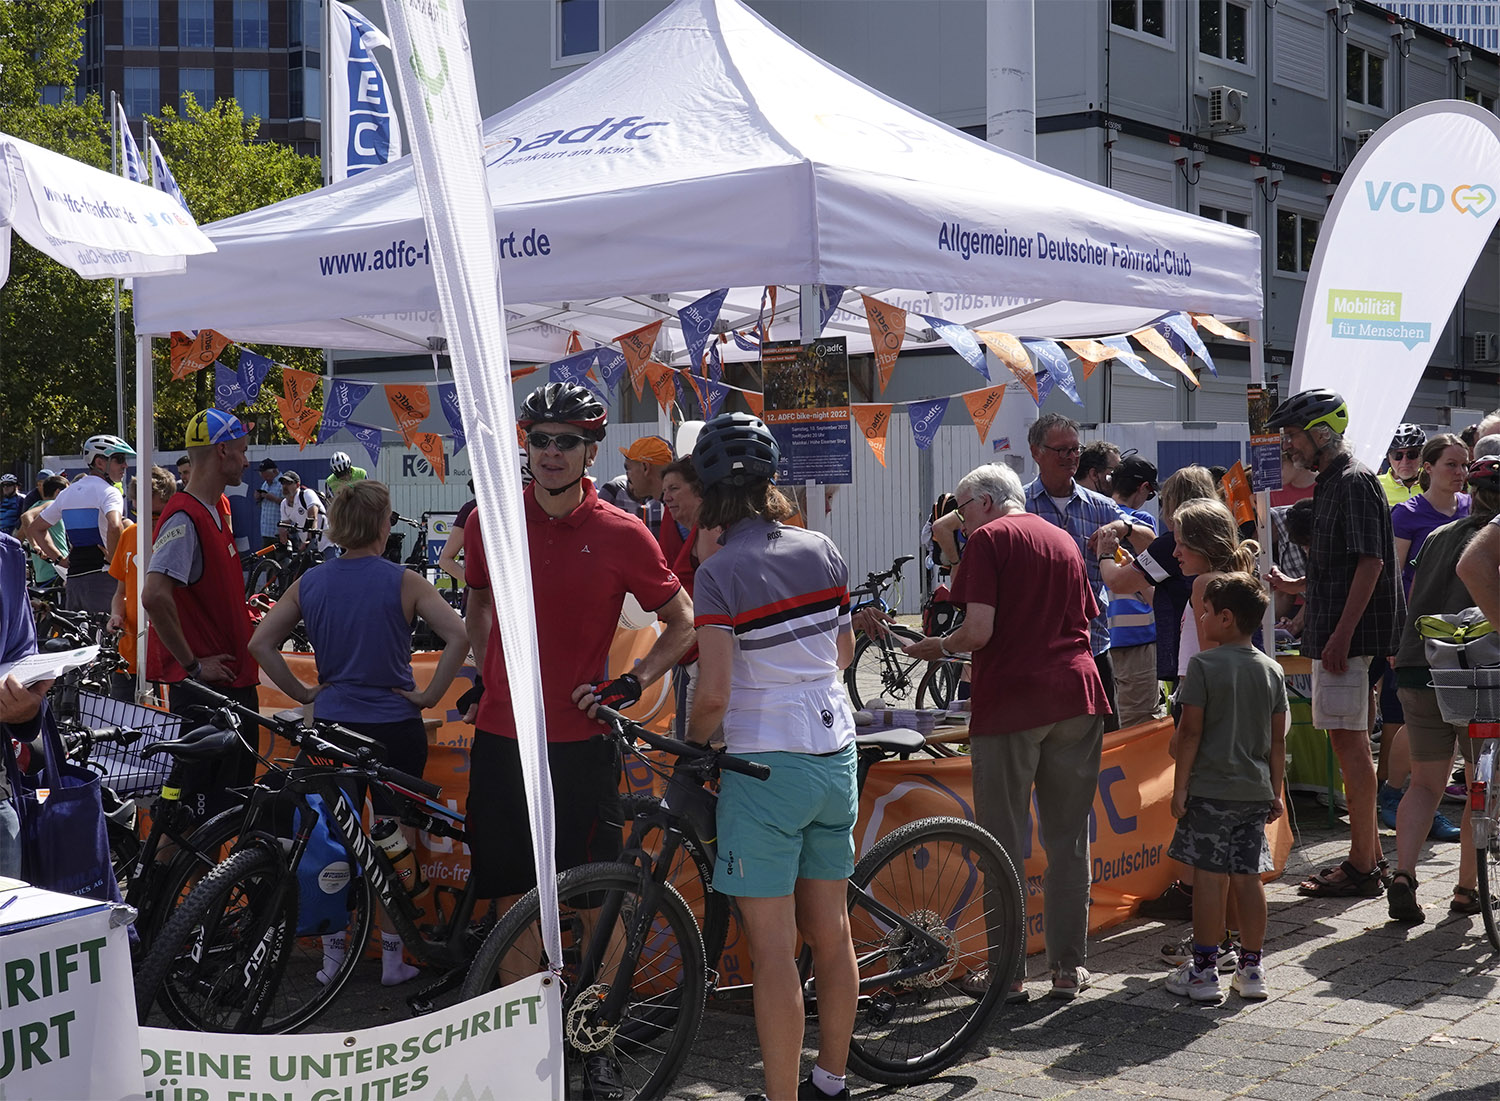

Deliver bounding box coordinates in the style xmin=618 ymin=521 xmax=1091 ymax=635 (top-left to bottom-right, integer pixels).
xmin=310 ymin=792 xmax=1500 ymax=1099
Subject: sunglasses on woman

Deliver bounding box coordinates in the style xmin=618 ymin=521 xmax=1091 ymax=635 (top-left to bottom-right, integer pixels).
xmin=526 ymin=431 xmax=589 ymax=451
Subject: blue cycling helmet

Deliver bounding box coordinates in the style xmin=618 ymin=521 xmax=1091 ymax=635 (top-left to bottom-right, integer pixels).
xmin=693 ymin=412 xmax=780 ymax=488
xmin=185 ymin=409 xmax=247 ymax=447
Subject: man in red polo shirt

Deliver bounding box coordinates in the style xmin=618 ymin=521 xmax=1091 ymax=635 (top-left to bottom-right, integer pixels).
xmin=906 ymin=461 xmax=1108 ymax=1004
xmin=463 ymin=384 xmax=693 ymax=915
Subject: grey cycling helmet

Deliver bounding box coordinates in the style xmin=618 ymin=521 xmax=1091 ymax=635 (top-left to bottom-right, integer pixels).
xmin=518 ymin=382 xmax=608 ymax=440
xmin=694 ymin=412 xmax=780 ymax=488
xmin=82 ymin=433 xmax=136 ymax=465
xmin=1389 ymin=423 xmax=1426 ymax=452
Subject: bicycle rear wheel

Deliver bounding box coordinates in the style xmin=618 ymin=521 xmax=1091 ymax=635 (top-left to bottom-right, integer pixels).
xmin=845 ymin=626 xmax=925 ymax=711
xmin=245 ymin=559 xmax=281 ymax=600
xmin=1473 ymin=741 xmax=1500 ymax=953
xmin=461 ymin=863 xmax=706 ymax=1100
xmin=620 ymin=793 xmax=730 ymax=972
xmin=826 ymin=816 xmax=1022 ymax=1084
xmin=136 ymin=809 xmax=247 ymax=950
xmin=917 ymin=660 xmax=964 ymax=711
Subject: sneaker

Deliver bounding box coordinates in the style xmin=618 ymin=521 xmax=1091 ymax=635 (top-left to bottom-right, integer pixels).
xmin=1160 ymin=935 xmax=1238 ymax=973
xmin=1231 ymin=964 xmax=1268 ymax=1001
xmin=1378 ymin=783 xmax=1403 ymax=829
xmin=1430 ymin=811 xmax=1462 ymax=842
xmin=798 ymin=1076 xmax=850 ymax=1100
xmin=1048 ymin=966 xmax=1092 ymax=1000
xmin=1445 ymin=781 xmax=1468 ymax=803
xmin=1165 ymin=961 xmax=1223 ymax=1003
xmin=1138 ymin=880 xmax=1194 ymax=921
xmin=583 ymin=1054 xmax=625 ymax=1101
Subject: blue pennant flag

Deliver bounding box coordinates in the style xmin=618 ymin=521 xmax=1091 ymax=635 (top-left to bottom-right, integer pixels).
xmin=147 ymin=136 xmax=190 ymax=214
xmin=595 ymin=348 xmax=627 ymax=395
xmin=732 ymin=329 xmax=761 ymax=353
xmin=673 ymin=375 xmax=690 ymax=413
xmin=1035 ymin=368 xmax=1057 ymax=407
xmin=346 ymin=421 xmax=385 ymax=468
xmin=1100 ymin=336 xmax=1170 ymax=387
xmin=907 ymin=397 xmax=950 ymax=450
xmin=237 ymin=349 xmax=274 ymax=403
xmin=817 ymin=286 xmax=848 ymax=338
xmin=707 ymin=341 xmax=723 ymax=383
xmin=1163 ymin=313 xmax=1217 ymax=376
xmin=114 ymin=101 xmax=147 ymax=184
xmin=701 ymin=378 xmax=729 ymax=419
xmin=549 ymin=348 xmax=606 ymax=401
xmin=318 ymin=378 xmax=373 ymax=443
xmin=920 ymin=315 xmax=989 ymax=380
xmin=1023 ymin=339 xmax=1081 ymax=405
xmin=213 ymin=362 xmax=246 ymax=411
xmin=678 ymin=288 xmax=729 ymax=374
xmin=437 ymin=382 xmax=466 ymax=454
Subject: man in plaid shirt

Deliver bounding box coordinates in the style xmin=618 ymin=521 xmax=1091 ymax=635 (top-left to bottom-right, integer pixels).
xmin=1267 ymin=389 xmax=1400 ymax=899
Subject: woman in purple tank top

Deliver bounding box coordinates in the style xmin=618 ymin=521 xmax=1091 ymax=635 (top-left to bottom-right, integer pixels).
xmin=250 ymin=480 xmax=467 ymax=987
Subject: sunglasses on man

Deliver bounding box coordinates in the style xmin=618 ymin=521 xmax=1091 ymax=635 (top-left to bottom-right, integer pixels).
xmin=526 ymin=431 xmax=589 ymax=451
xmin=1390 ymin=447 xmax=1421 ymax=461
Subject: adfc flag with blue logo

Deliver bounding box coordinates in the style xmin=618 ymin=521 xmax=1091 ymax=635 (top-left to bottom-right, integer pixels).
xmin=328 ymin=1 xmax=403 ymax=180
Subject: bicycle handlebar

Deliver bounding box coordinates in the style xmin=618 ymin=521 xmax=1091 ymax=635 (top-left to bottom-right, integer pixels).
xmin=592 ymin=704 xmax=771 ymax=781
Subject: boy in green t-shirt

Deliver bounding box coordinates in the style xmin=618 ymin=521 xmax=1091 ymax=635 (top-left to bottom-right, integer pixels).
xmin=1165 ymin=573 xmax=1289 ymax=1004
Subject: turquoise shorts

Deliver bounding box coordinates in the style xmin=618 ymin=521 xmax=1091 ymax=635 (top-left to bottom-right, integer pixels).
xmin=714 ymin=745 xmax=858 ymax=898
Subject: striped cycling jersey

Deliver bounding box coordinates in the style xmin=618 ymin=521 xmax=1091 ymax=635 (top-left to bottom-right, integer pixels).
xmin=38 ymin=475 xmax=122 ymax=575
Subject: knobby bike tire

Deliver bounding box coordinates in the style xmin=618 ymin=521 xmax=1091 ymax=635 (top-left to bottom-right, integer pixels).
xmin=846 ymin=626 xmax=927 ymax=711
xmin=1475 ymin=743 xmax=1500 ymax=953
xmin=134 ymin=809 xmax=248 ymax=953
xmin=620 ymin=793 xmax=730 ymax=973
xmin=827 ymin=816 xmax=1022 ymax=1085
xmin=245 ymin=559 xmax=282 ymax=601
xmin=916 ymin=660 xmax=964 ymax=711
xmin=460 ymin=863 xmax=707 ymax=1101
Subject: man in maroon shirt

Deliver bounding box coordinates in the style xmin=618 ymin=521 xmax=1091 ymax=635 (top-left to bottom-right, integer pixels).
xmin=906 ymin=462 xmax=1108 ymax=1003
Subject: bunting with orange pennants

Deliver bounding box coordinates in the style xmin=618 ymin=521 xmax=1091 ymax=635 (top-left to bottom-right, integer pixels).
xmin=1191 ymin=314 xmax=1252 ymax=342
xmin=1130 ymin=325 xmax=1198 ymax=386
xmin=384 ymin=384 xmax=431 ymax=445
xmin=275 ymin=367 xmax=324 ymax=448
xmin=961 ymin=386 xmax=1006 ymax=444
xmin=745 ymin=390 xmax=764 ymax=418
xmin=169 ymin=329 xmax=232 ymax=381
xmin=616 ymin=320 xmax=663 ymax=400
xmin=862 ymin=295 xmax=907 ymax=394
xmin=413 ymin=432 xmax=448 ymax=483
xmin=851 ymin=404 xmax=893 ymax=466
xmin=1061 ymin=337 xmax=1130 ymax=381
xmin=974 ymin=330 xmax=1038 ymax=403
xmin=644 ymin=361 xmax=677 ymax=414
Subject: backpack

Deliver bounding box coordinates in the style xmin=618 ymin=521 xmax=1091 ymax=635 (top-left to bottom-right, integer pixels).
xmin=290 ymin=792 xmax=359 ymax=936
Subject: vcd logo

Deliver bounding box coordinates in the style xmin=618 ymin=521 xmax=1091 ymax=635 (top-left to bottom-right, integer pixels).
xmin=1365 ymin=180 xmax=1497 ymax=217
xmin=485 ymin=115 xmax=669 ymax=165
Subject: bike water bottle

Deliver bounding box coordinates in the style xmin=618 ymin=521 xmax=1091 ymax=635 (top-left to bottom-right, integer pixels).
xmin=372 ymin=819 xmax=430 ymax=905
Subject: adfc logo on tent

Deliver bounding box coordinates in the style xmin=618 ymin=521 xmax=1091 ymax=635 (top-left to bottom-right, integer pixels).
xmin=484 ymin=116 xmax=670 ymax=167
xmin=1364 ymin=180 xmax=1496 ymax=217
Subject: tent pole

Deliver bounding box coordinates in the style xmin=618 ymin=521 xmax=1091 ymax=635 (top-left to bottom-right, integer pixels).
xmin=134 ymin=332 xmax=154 ymax=702
xmin=798 ymin=285 xmax=823 ymax=534
xmin=111 ymin=90 xmax=126 ymax=438
xmin=1249 ymin=319 xmax=1275 ymax=655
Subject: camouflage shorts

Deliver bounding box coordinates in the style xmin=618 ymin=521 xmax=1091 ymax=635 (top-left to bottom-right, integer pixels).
xmin=1168 ymin=796 xmax=1273 ymax=876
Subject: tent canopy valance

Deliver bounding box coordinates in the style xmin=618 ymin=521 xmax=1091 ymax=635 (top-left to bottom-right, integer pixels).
xmin=131 ymin=0 xmax=1261 ymax=356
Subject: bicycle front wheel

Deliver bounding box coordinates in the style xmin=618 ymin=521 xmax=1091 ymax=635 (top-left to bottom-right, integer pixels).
xmin=916 ymin=659 xmax=964 ymax=711
xmin=1473 ymin=741 xmax=1500 ymax=953
xmin=461 ymin=863 xmax=707 ymax=1100
xmin=846 ymin=626 xmax=926 ymax=711
xmin=620 ymin=793 xmax=730 ymax=972
xmin=245 ymin=559 xmax=281 ymax=600
xmin=834 ymin=816 xmax=1023 ymax=1084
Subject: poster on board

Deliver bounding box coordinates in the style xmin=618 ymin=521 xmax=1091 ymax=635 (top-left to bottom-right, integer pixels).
xmin=761 ymin=337 xmax=853 ymax=485
xmin=1246 ymin=383 xmax=1282 ymax=492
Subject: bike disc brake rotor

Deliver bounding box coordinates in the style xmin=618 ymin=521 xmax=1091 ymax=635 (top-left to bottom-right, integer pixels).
xmin=564 ymin=982 xmax=620 ymax=1053
xmin=886 ymin=908 xmax=958 ymax=989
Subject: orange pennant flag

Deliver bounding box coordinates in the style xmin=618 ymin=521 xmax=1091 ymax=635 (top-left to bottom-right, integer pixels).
xmin=275 ymin=396 xmax=323 ymax=450
xmin=644 ymin=361 xmax=676 ymax=414
xmin=974 ymin=330 xmax=1037 ymax=403
xmin=961 ymin=386 xmax=1006 ymax=444
xmin=384 ymin=384 xmax=431 ymax=444
xmin=745 ymin=391 xmax=764 ymax=418
xmin=169 ymin=329 xmax=232 ymax=381
xmin=616 ymin=320 xmax=663 ymax=400
xmin=565 ymin=330 xmax=583 ymax=355
xmin=413 ymin=432 xmax=448 ymax=484
xmin=281 ymin=368 xmax=321 ymax=411
xmin=1130 ymin=327 xmax=1197 ymax=385
xmin=1221 ymin=461 xmax=1256 ymax=528
xmin=511 ymin=365 xmax=539 ymax=380
xmin=862 ymin=295 xmax=907 ymax=394
xmin=681 ymin=370 xmax=708 ymax=414
xmin=851 ymin=404 xmax=893 ymax=467
xmin=1059 ymin=338 xmax=1127 ymax=381
xmin=1190 ymin=314 xmax=1254 ymax=342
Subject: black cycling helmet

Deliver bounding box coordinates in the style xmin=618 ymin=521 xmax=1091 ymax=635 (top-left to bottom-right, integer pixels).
xmin=1265 ymin=388 xmax=1349 ymax=437
xmin=1469 ymin=455 xmax=1500 ymax=493
xmin=517 ymin=382 xmax=607 ymax=440
xmin=694 ymin=412 xmax=780 ymax=488
xmin=1389 ymin=423 xmax=1426 ymax=452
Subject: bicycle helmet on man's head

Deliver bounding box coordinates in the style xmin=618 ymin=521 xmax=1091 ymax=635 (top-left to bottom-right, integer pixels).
xmin=1265 ymin=388 xmax=1349 ymax=437
xmin=0 ymin=474 xmax=17 ymax=487
xmin=694 ymin=412 xmax=780 ymax=488
xmin=1389 ymin=423 xmax=1426 ymax=452
xmin=184 ymin=409 xmax=246 ymax=448
xmin=517 ymin=382 xmax=608 ymax=440
xmin=82 ymin=433 xmax=136 ymax=465
xmin=331 ymin=451 xmax=353 ymax=474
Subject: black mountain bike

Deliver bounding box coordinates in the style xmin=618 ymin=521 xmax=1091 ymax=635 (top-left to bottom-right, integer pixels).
xmin=845 ymin=555 xmax=961 ymax=711
xmin=460 ymin=708 xmax=1022 ymax=1098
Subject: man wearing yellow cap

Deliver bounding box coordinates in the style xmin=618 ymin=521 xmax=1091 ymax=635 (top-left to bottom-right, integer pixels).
xmin=601 ymin=434 xmax=686 ymax=565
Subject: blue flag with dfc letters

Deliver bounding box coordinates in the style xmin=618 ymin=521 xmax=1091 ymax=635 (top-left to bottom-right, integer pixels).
xmin=1035 ymin=368 xmax=1057 ymax=406
xmin=346 ymin=422 xmax=385 ymax=468
xmin=595 ymin=348 xmax=627 ymax=395
xmin=236 ymin=349 xmax=275 ymax=403
xmin=907 ymin=397 xmax=950 ymax=450
xmin=817 ymin=286 xmax=848 ymax=338
xmin=549 ymin=348 xmax=607 ymax=402
xmin=701 ymin=378 xmax=729 ymax=420
xmin=921 ymin=315 xmax=989 ymax=380
xmin=678 ymin=288 xmax=729 ymax=373
xmin=1100 ymin=336 xmax=1170 ymax=387
xmin=437 ymin=382 xmax=466 ymax=453
xmin=1023 ymin=339 xmax=1081 ymax=405
xmin=1163 ymin=312 xmax=1217 ymax=375
xmin=318 ymin=378 xmax=373 ymax=443
xmin=213 ymin=362 xmax=246 ymax=411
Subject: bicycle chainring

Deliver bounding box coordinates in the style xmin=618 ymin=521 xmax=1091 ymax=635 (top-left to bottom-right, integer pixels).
xmin=886 ymin=908 xmax=958 ymax=989
xmin=564 ymin=982 xmax=619 ymax=1053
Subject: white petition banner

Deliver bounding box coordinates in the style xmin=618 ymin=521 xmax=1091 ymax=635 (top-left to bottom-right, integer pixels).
xmin=327 ymin=2 xmax=403 ymax=180
xmin=378 ymin=0 xmax=562 ymax=969
xmin=1291 ymin=101 xmax=1500 ymax=470
xmin=0 ymin=909 xmax=144 ymax=1101
xmin=139 ymin=974 xmax=561 ymax=1101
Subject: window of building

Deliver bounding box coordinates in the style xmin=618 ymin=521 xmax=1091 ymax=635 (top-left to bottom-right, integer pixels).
xmin=41 ymin=85 xmax=73 ymax=106
xmin=234 ymin=68 xmax=270 ymax=120
xmin=179 ymin=68 xmax=215 ymax=110
xmin=1199 ymin=204 xmax=1251 ymax=230
xmin=122 ymin=67 xmax=160 ymax=119
xmin=1199 ymin=0 xmax=1249 ymax=64
xmin=1110 ymin=0 xmax=1167 ymax=38
xmin=179 ymin=0 xmax=212 ymax=47
xmin=233 ymin=0 xmax=269 ymax=49
xmin=1347 ymin=43 xmax=1385 ymax=108
xmin=124 ymin=0 xmax=159 ymax=47
xmin=1465 ymin=86 xmax=1497 ymax=111
xmin=289 ymin=0 xmax=320 ymax=48
xmin=555 ymin=0 xmax=601 ymax=62
xmin=1276 ymin=209 xmax=1321 ymax=274
xmin=289 ymin=66 xmax=321 ymax=121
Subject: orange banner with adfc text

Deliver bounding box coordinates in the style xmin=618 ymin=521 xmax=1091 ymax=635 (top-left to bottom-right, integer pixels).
xmin=851 ymin=404 xmax=893 ymax=466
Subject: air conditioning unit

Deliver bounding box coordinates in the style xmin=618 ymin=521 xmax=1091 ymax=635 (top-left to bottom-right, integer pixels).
xmin=1356 ymin=128 xmax=1376 ymax=148
xmin=1473 ymin=331 xmax=1499 ymax=363
xmin=1208 ymin=86 xmax=1247 ymax=127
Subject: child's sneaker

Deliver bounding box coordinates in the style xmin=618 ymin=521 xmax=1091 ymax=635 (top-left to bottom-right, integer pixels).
xmin=1165 ymin=961 xmax=1223 ymax=1003
xmin=1231 ymin=963 xmax=1268 ymax=1000
xmin=1160 ymin=935 xmax=1238 ymax=973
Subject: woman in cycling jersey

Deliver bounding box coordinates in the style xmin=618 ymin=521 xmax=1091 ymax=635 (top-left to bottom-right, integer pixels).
xmin=685 ymin=413 xmax=859 ymax=1101
xmin=249 ymin=480 xmax=467 ymax=987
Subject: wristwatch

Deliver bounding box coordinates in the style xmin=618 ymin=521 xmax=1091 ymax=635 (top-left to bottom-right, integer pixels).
xmin=185 ymin=659 xmax=202 ymax=679
xmin=1122 ymin=520 xmax=1134 ymax=539
xmin=940 ymin=638 xmax=960 ymax=659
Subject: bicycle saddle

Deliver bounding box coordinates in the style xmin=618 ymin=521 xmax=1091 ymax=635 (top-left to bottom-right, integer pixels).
xmin=140 ymin=724 xmax=242 ymax=761
xmin=893 ymin=554 xmax=915 ymax=569
xmin=855 ymin=728 xmax=927 ymax=756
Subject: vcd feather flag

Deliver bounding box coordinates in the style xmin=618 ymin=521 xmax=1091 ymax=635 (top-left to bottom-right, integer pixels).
xmin=147 ymin=137 xmax=190 ymax=213
xmin=115 ymin=100 xmax=147 ymax=184
xmin=328 ymin=1 xmax=402 ymax=180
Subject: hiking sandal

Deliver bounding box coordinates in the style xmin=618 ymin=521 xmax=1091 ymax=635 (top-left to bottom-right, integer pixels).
xmin=1451 ymin=885 xmax=1483 ymax=915
xmin=1296 ymin=859 xmax=1385 ymax=898
xmin=1387 ymin=871 xmax=1425 ymax=925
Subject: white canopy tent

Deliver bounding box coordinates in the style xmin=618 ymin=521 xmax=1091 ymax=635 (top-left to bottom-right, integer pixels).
xmin=133 ymin=0 xmax=1262 ymax=359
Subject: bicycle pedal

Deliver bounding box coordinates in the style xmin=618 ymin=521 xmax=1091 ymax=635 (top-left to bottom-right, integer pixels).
xmin=405 ymin=969 xmax=462 ymax=1015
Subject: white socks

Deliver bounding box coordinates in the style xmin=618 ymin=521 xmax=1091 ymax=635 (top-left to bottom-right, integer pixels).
xmin=316 ymin=934 xmax=347 ymax=986
xmin=810 ymin=1066 xmax=846 ymax=1097
xmin=382 ymin=933 xmax=420 ymax=987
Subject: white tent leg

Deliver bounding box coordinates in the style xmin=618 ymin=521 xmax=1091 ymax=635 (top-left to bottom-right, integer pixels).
xmin=134 ymin=332 xmax=153 ymax=702
xmin=798 ymin=285 xmax=824 ymax=534
xmin=1248 ymin=319 xmax=1275 ymax=654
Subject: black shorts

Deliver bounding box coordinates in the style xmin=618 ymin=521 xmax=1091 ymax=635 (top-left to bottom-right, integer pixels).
xmin=467 ymin=731 xmax=623 ymax=899
xmin=1168 ymin=795 xmax=1273 ymax=876
xmin=334 ymin=717 xmax=428 ymax=816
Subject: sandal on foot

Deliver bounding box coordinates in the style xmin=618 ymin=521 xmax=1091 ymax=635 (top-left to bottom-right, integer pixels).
xmin=1387 ymin=871 xmax=1425 ymax=925
xmin=1451 ymin=886 xmax=1483 ymax=915
xmin=1297 ymin=860 xmax=1385 ymax=898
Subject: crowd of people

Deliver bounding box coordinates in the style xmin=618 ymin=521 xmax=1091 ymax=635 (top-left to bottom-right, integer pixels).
xmin=1 ymin=381 xmax=1498 ymax=1099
